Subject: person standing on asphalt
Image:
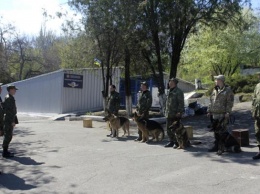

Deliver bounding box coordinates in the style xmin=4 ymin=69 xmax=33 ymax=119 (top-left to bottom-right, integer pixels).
xmin=2 ymin=84 xmax=19 ymax=158
xmin=106 ymin=84 xmax=120 ymax=137
xmin=0 ymin=83 xmax=3 ymax=174
xmin=0 ymin=83 xmax=4 ymax=137
xmin=164 ymin=78 xmax=184 ymax=148
xmin=135 ymin=81 xmax=152 ymax=141
xmin=252 ymin=72 xmax=260 ymax=160
xmin=207 ymin=75 xmax=234 ymax=152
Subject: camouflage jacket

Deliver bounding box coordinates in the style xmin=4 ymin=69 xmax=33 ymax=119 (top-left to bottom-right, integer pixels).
xmin=3 ymin=94 xmax=17 ymax=124
xmin=0 ymin=96 xmax=4 ymax=127
xmin=136 ymin=90 xmax=152 ymax=115
xmin=252 ymin=83 xmax=260 ymax=117
xmin=107 ymin=91 xmax=120 ymax=114
xmin=207 ymin=85 xmax=234 ymax=114
xmin=164 ymin=87 xmax=184 ymax=118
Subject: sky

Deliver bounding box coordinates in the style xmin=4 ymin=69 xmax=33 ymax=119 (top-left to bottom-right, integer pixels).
xmin=0 ymin=0 xmax=72 ymax=36
xmin=0 ymin=0 xmax=260 ymax=36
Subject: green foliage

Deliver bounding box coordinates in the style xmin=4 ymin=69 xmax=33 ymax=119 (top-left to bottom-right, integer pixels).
xmin=227 ymin=74 xmax=258 ymax=93
xmin=179 ymin=9 xmax=260 ymax=83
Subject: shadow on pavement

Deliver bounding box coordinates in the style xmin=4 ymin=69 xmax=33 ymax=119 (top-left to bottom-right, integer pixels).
xmin=0 ymin=173 xmax=37 ymax=190
xmin=9 ymin=156 xmax=45 ymax=166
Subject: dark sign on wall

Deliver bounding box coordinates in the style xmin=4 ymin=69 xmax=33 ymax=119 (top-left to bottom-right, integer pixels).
xmin=63 ymin=73 xmax=83 ymax=89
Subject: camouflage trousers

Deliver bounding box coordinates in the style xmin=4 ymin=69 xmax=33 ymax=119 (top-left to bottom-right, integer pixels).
xmin=212 ymin=113 xmax=228 ymax=144
xmin=166 ymin=117 xmax=179 ymax=142
xmin=2 ymin=122 xmax=14 ymax=150
xmin=254 ymin=118 xmax=260 ymax=145
xmin=0 ymin=113 xmax=3 ymax=134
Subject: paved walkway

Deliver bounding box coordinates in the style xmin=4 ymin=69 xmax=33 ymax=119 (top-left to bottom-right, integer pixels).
xmin=0 ymin=102 xmax=259 ymax=194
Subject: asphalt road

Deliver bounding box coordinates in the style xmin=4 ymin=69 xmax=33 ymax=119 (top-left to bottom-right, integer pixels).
xmin=0 ymin=102 xmax=260 ymax=194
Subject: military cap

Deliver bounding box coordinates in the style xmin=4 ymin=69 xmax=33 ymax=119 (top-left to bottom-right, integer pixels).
xmin=169 ymin=77 xmax=179 ymax=84
xmin=140 ymin=81 xmax=149 ymax=87
xmin=214 ymin=75 xmax=225 ymax=82
xmin=7 ymin=84 xmax=19 ymax=91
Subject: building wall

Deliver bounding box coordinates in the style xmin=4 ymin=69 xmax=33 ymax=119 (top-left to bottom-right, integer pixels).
xmin=1 ymin=70 xmax=64 ymax=114
xmin=241 ymin=68 xmax=260 ymax=75
xmin=61 ymin=68 xmax=121 ymax=113
xmin=1 ymin=68 xmax=121 ymax=114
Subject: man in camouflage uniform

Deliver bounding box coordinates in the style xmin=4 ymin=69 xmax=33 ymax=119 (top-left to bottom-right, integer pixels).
xmin=252 ymin=72 xmax=260 ymax=160
xmin=164 ymin=78 xmax=184 ymax=148
xmin=135 ymin=81 xmax=152 ymax=141
xmin=0 ymin=83 xmax=3 ymax=173
xmin=106 ymin=84 xmax=120 ymax=137
xmin=0 ymin=83 xmax=4 ymax=137
xmin=2 ymin=85 xmax=18 ymax=158
xmin=207 ymin=75 xmax=234 ymax=152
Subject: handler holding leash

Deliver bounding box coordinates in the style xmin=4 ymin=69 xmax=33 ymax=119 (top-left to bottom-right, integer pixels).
xmin=106 ymin=84 xmax=120 ymax=137
xmin=0 ymin=83 xmax=3 ymax=173
xmin=135 ymin=81 xmax=152 ymax=141
xmin=207 ymin=75 xmax=234 ymax=152
xmin=252 ymin=72 xmax=260 ymax=160
xmin=0 ymin=83 xmax=4 ymax=137
xmin=164 ymin=78 xmax=184 ymax=149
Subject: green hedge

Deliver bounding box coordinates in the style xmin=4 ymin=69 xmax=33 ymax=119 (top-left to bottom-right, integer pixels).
xmin=205 ymin=74 xmax=259 ymax=95
xmin=227 ymin=74 xmax=259 ymax=94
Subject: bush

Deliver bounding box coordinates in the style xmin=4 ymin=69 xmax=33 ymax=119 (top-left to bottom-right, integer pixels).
xmin=204 ymin=74 xmax=258 ymax=95
xmin=241 ymin=85 xmax=252 ymax=93
xmin=226 ymin=74 xmax=258 ymax=94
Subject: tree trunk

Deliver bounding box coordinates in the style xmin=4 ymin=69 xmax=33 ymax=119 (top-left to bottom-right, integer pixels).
xmin=152 ymin=31 xmax=166 ymax=114
xmin=125 ymin=47 xmax=132 ymax=117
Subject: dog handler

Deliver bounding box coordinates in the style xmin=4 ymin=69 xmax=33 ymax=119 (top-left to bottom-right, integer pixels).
xmin=2 ymin=84 xmax=19 ymax=158
xmin=207 ymin=75 xmax=234 ymax=152
xmin=135 ymin=81 xmax=152 ymax=141
xmin=252 ymin=72 xmax=260 ymax=160
xmin=164 ymin=78 xmax=184 ymax=149
xmin=106 ymin=84 xmax=120 ymax=137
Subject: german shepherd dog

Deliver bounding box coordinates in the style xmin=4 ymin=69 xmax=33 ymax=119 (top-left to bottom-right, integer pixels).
xmin=103 ymin=113 xmax=130 ymax=138
xmin=132 ymin=112 xmax=164 ymax=143
xmin=212 ymin=118 xmax=241 ymax=155
xmin=169 ymin=120 xmax=190 ymax=149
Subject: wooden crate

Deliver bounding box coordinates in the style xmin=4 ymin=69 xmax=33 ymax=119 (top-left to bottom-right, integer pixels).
xmin=232 ymin=129 xmax=249 ymax=147
xmin=83 ymin=118 xmax=93 ymax=128
xmin=185 ymin=125 xmax=193 ymax=139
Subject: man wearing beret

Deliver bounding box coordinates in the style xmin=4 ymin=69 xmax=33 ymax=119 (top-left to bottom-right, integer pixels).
xmin=2 ymin=84 xmax=18 ymax=158
xmin=252 ymin=72 xmax=260 ymax=160
xmin=207 ymin=75 xmax=234 ymax=152
xmin=135 ymin=81 xmax=152 ymax=141
xmin=106 ymin=84 xmax=120 ymax=137
xmin=164 ymin=78 xmax=184 ymax=148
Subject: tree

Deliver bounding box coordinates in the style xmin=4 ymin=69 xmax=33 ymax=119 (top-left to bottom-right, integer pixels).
xmin=69 ymin=0 xmax=125 ymax=111
xmin=161 ymin=0 xmax=249 ymax=79
xmin=179 ymin=9 xmax=260 ymax=83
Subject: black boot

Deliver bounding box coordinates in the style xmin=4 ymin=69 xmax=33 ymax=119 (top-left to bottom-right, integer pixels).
xmin=173 ymin=142 xmax=179 ymax=149
xmin=2 ymin=148 xmax=14 ymax=158
xmin=252 ymin=145 xmax=260 ymax=160
xmin=164 ymin=141 xmax=174 ymax=148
